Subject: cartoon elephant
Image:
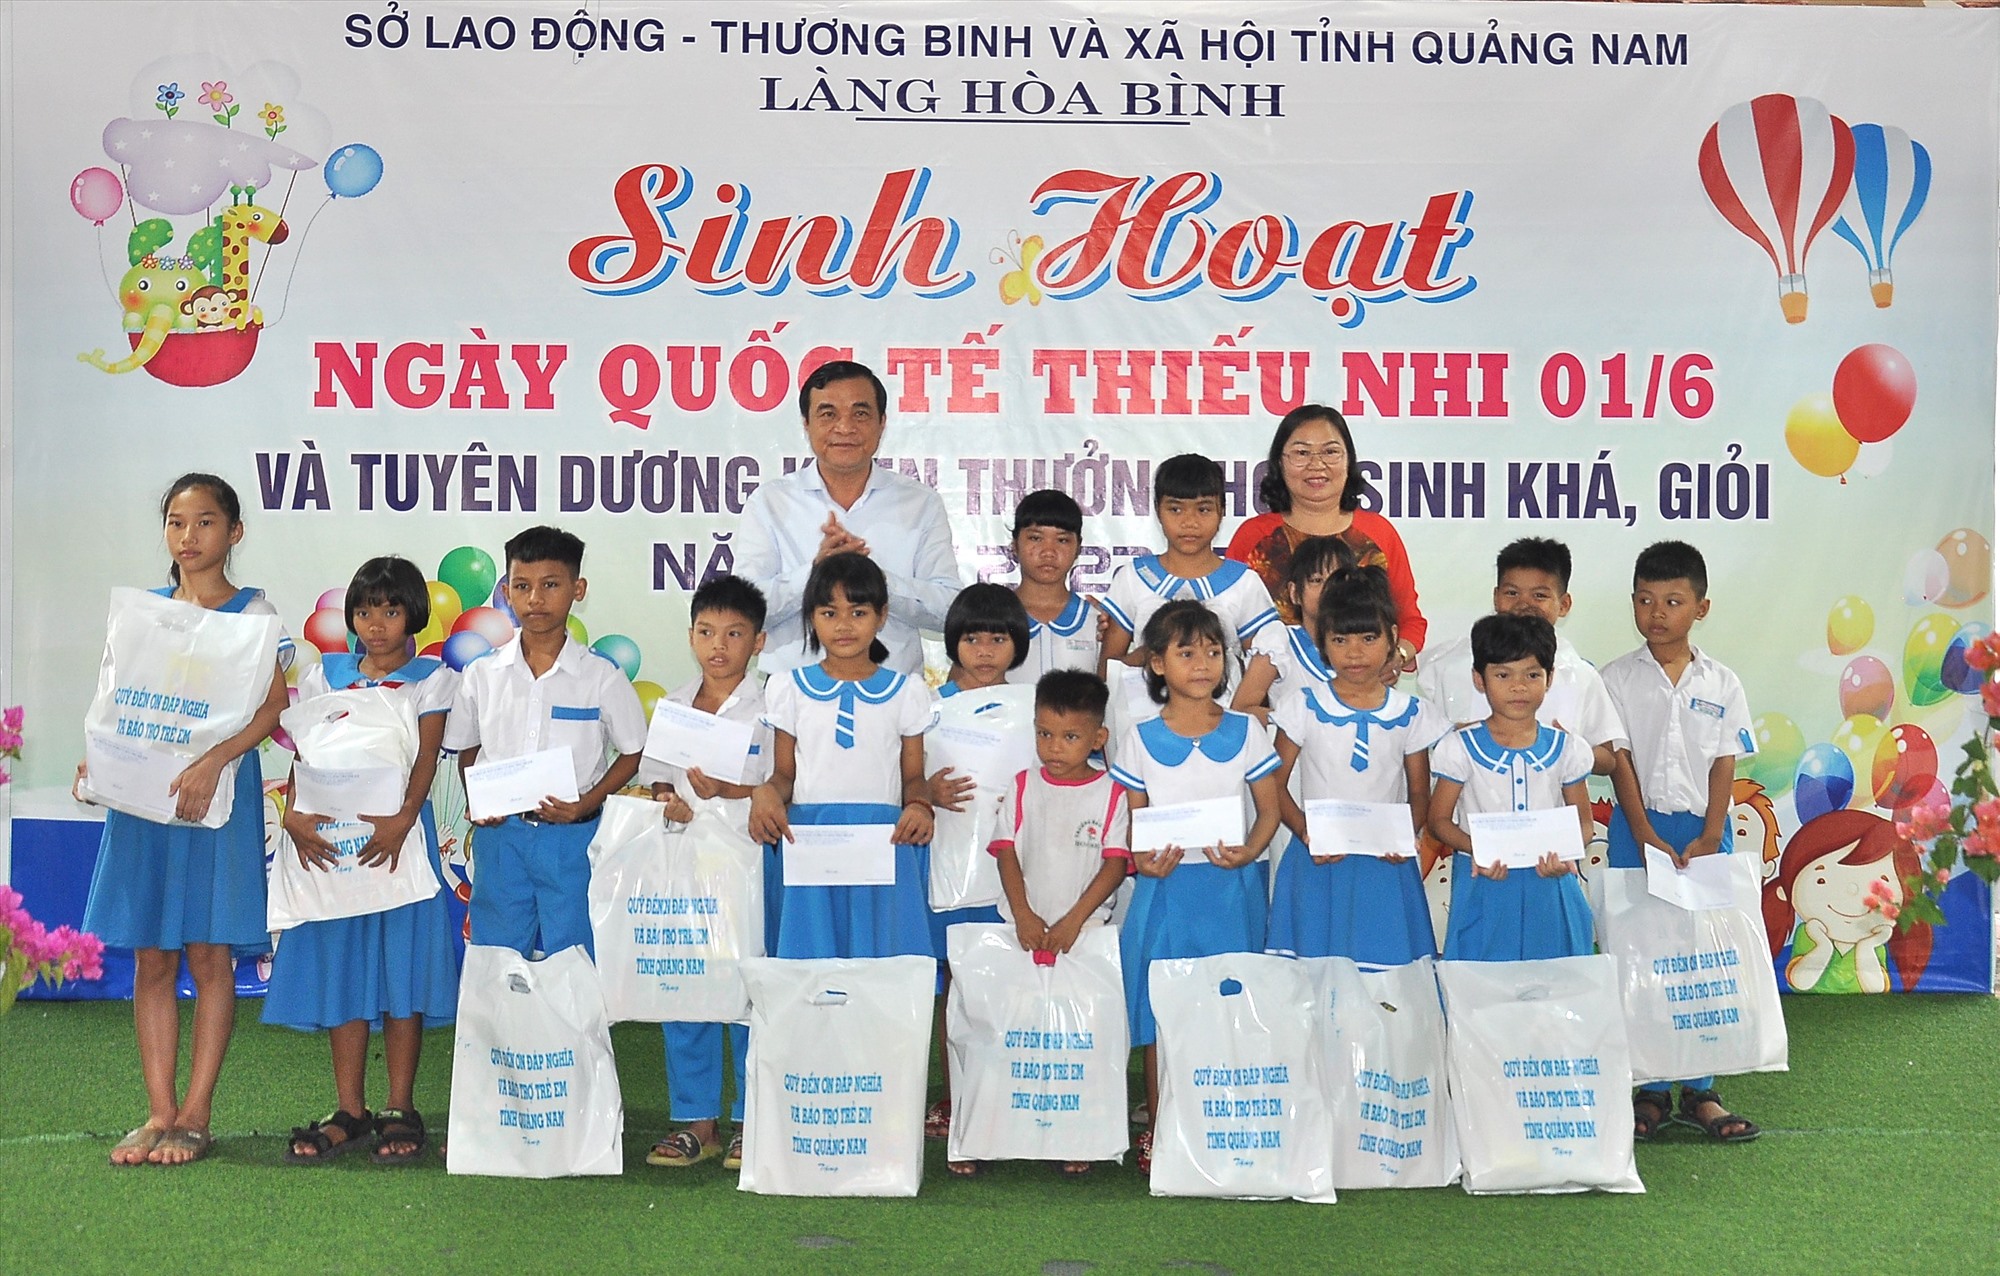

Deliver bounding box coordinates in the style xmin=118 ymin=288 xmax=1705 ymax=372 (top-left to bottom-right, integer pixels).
xmin=77 ymin=257 xmax=210 ymax=374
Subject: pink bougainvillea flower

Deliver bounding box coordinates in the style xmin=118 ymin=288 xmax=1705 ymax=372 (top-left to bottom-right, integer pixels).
xmin=1982 ymin=676 xmax=2000 ymax=720
xmin=1 ymin=705 xmax=22 ymax=732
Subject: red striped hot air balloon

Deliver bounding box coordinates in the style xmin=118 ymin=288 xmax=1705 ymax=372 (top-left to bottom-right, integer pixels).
xmin=1698 ymin=94 xmax=1855 ymax=324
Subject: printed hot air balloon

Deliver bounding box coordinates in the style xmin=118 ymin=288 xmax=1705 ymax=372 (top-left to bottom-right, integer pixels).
xmin=1698 ymin=94 xmax=1855 ymax=324
xmin=1830 ymin=123 xmax=1930 ymax=309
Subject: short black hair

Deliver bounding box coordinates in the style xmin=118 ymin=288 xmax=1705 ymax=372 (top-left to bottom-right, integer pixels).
xmin=1153 ymin=453 xmax=1224 ymax=504
xmin=1471 ymin=611 xmax=1556 ymax=674
xmin=1634 ymin=540 xmax=1709 ymax=598
xmin=1496 ymin=538 xmax=1573 ymax=592
xmin=504 ymin=525 xmax=584 ymax=575
xmin=945 ymin=583 xmax=1031 ymax=670
xmin=803 ymin=551 xmax=890 ymax=664
xmin=690 ymin=574 xmax=767 ymax=632
xmin=796 ymin=359 xmax=888 ymax=418
xmin=159 ymin=472 xmax=242 ymax=586
xmin=1316 ymin=565 xmax=1397 ymax=638
xmin=1287 ymin=534 xmax=1359 ymax=599
xmin=1011 ymin=488 xmax=1083 ymax=539
xmin=345 ymin=555 xmax=430 ymax=635
xmin=1035 ymin=669 xmax=1109 ymax=721
xmin=1257 ymin=405 xmax=1365 ymax=514
xmin=1140 ymin=600 xmax=1230 ymax=704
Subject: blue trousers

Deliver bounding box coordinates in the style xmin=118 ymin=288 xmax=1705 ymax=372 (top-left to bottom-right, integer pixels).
xmin=663 ymin=1022 xmax=749 ymax=1122
xmin=467 ymin=816 xmax=596 ymax=959
xmin=1609 ymin=806 xmax=1725 ymax=1093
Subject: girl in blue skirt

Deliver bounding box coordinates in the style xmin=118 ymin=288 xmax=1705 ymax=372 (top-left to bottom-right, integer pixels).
xmin=749 ymin=552 xmax=937 ymax=961
xmin=265 ymin=556 xmax=460 ymax=1165
xmin=81 ymin=473 xmax=292 ymax=1166
xmin=1110 ymin=600 xmax=1282 ymax=1176
xmin=1269 ymin=566 xmax=1448 ymax=964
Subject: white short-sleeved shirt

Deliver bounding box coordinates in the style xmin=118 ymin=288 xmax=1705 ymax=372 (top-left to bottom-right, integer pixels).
xmin=761 ymin=665 xmax=937 ymax=807
xmin=989 ymin=767 xmax=1130 ymax=926
xmin=232 ymin=590 xmax=298 ymax=673
xmin=442 ymin=635 xmax=648 ymax=792
xmin=1100 ymin=556 xmax=1278 ymax=677
xmin=1271 ymin=684 xmax=1448 ymax=806
xmin=1415 ymin=631 xmax=1626 ymax=749
xmin=637 ymin=674 xmax=772 ymax=829
xmin=1599 ymin=645 xmax=1755 ymax=816
xmin=302 ymin=652 xmax=458 ymax=720
xmin=1006 ymin=593 xmax=1102 ymax=687
xmin=1247 ymin=623 xmax=1337 ymax=699
xmin=1431 ymin=724 xmax=1593 ymax=818
xmin=1109 ymin=711 xmax=1281 ymax=810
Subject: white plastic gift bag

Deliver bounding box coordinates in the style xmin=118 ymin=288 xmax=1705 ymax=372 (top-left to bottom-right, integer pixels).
xmin=1149 ymin=953 xmax=1338 ymax=1202
xmin=587 ymin=794 xmax=764 ymax=1024
xmin=267 ymin=687 xmax=439 ymax=930
xmin=1312 ymin=956 xmax=1460 ymax=1189
xmin=1598 ymin=859 xmax=1788 ymax=1085
xmin=1437 ymin=954 xmax=1643 ymax=1195
xmin=80 ymin=586 xmax=282 ymax=829
xmin=928 ymin=684 xmax=1037 ymax=911
xmin=446 ymin=944 xmax=624 ymax=1178
xmin=738 ymin=955 xmax=934 ymax=1197
xmin=945 ymin=924 xmax=1129 ymax=1164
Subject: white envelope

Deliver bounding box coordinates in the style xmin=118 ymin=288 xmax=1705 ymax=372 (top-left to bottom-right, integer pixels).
xmin=464 ymin=748 xmax=581 ymax=821
xmin=1644 ymin=848 xmax=1736 ymax=912
xmin=294 ymin=762 xmax=407 ymax=823
xmin=82 ymin=731 xmax=185 ymax=822
xmin=1119 ymin=665 xmax=1156 ymax=720
xmin=1468 ymin=807 xmax=1586 ymax=870
xmin=1131 ymin=796 xmax=1246 ymax=854
xmin=642 ymin=699 xmax=756 ymax=785
xmin=1303 ymin=799 xmax=1417 ymax=859
xmin=783 ymin=823 xmax=897 ymax=886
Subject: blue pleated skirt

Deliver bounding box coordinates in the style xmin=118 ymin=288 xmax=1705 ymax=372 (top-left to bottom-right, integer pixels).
xmin=262 ymin=806 xmax=462 ymax=1031
xmin=1441 ymin=852 xmax=1594 ymax=962
xmin=83 ymin=751 xmax=272 ymax=959
xmin=1120 ymin=860 xmax=1266 ymax=1047
xmin=773 ymin=803 xmax=935 ymax=961
xmin=1266 ymin=837 xmax=1436 ymax=965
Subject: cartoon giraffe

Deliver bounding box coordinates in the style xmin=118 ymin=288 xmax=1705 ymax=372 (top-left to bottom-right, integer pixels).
xmin=214 ymin=185 xmax=290 ymax=329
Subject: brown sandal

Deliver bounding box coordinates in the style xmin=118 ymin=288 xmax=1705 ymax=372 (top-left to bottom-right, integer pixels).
xmin=1632 ymin=1090 xmax=1672 ymax=1142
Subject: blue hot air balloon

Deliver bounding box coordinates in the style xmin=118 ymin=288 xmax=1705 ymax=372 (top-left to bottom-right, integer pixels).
xmin=1830 ymin=123 xmax=1930 ymax=309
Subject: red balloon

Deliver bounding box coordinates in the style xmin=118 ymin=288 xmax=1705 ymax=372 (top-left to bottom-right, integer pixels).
xmin=302 ymin=606 xmax=350 ymax=656
xmin=1832 ymin=344 xmax=1916 ymax=443
xmin=1871 ymin=722 xmax=1938 ymax=810
xmin=452 ymin=605 xmax=516 ymax=648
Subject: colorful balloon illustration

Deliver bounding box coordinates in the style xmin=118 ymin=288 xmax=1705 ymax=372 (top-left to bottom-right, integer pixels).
xmin=302 ymin=607 xmax=349 ymax=656
xmin=1826 ymin=595 xmax=1874 ymax=655
xmin=1936 ymin=529 xmax=1991 ymax=609
xmin=632 ymin=679 xmax=667 ymax=723
xmin=566 ymin=616 xmax=590 ymax=647
xmin=489 ymin=580 xmax=518 ymax=625
xmin=1831 ymin=344 xmax=1916 ymax=444
xmin=1838 ymin=656 xmax=1895 ymax=720
xmin=438 ymin=547 xmax=498 ymax=617
xmin=426 ymin=578 xmax=465 ymax=633
xmin=1785 ymin=393 xmax=1857 ymax=478
xmin=1940 ymin=623 xmax=1991 ymax=696
xmin=451 ymin=606 xmax=516 ymax=649
xmin=441 ymin=630 xmax=495 ymax=671
xmin=316 ymin=587 xmax=346 ymax=611
xmin=1830 ymin=123 xmax=1930 ymax=309
xmin=1903 ymin=613 xmax=1957 ymax=708
xmin=1870 ymin=722 xmax=1938 ymax=810
xmin=1794 ymin=743 xmax=1855 ymax=823
xmin=1742 ymin=712 xmax=1806 ymax=794
xmin=1698 ymin=94 xmax=1855 ymax=324
xmin=591 ymin=634 xmax=642 ymax=682
xmin=1903 ymin=549 xmax=1949 ymax=606
xmin=1850 ymin=440 xmax=1893 ymax=481
xmin=69 ymin=167 xmax=124 ymax=225
xmin=324 ymin=143 xmax=383 ymax=198
xmin=1830 ymin=714 xmax=1890 ymax=789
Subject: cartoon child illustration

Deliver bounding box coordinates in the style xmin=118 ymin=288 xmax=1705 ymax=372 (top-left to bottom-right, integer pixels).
xmin=1764 ymin=809 xmax=1932 ymax=993
xmin=1732 ymin=777 xmax=1783 ymax=884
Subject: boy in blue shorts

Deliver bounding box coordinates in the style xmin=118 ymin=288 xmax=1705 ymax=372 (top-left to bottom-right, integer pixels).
xmin=1602 ymin=540 xmax=1760 ymax=1145
xmin=447 ymin=526 xmax=647 ymax=959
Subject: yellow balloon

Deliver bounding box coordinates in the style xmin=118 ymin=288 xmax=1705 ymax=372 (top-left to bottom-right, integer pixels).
xmin=426 ymin=579 xmax=464 ymax=632
xmin=411 ymin=617 xmax=446 ymax=653
xmin=1785 ymin=392 xmax=1858 ymax=478
xmin=632 ymin=679 xmax=667 ymax=722
xmin=1825 ymin=595 xmax=1874 ymax=655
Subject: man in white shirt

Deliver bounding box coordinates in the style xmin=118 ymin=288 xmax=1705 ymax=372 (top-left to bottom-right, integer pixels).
xmin=735 ymin=360 xmax=963 ymax=675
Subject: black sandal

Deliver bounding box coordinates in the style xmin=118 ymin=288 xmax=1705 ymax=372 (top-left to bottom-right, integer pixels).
xmin=1675 ymin=1088 xmax=1760 ymax=1143
xmin=372 ymin=1108 xmax=428 ymax=1165
xmin=284 ymin=1109 xmax=373 ymax=1164
xmin=1632 ymin=1090 xmax=1672 ymax=1142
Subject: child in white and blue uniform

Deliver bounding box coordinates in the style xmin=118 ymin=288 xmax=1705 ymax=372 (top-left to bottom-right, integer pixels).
xmin=265 ymin=555 xmax=459 ymax=1166
xmin=1233 ymin=533 xmax=1357 ymax=715
xmin=1005 ymin=489 xmax=1104 ymax=687
xmin=1269 ymin=567 xmax=1448 ymax=964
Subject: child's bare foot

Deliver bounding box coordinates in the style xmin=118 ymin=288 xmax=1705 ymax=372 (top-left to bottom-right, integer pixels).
xmin=150 ymin=1127 xmax=213 ymax=1165
xmin=110 ymin=1123 xmax=169 ymax=1166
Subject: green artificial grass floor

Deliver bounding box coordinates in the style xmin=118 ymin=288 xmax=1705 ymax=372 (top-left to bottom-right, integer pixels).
xmin=2 ymin=994 xmax=1995 ymax=1275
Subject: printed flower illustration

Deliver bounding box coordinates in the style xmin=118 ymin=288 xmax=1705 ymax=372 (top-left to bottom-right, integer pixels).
xmin=260 ymin=101 xmax=287 ymax=140
xmin=201 ymin=80 xmax=240 ymax=128
xmin=154 ymin=82 xmax=184 ymax=119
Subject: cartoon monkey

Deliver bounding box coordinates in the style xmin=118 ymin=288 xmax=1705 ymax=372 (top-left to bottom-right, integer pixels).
xmin=182 ymin=285 xmax=238 ymax=330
